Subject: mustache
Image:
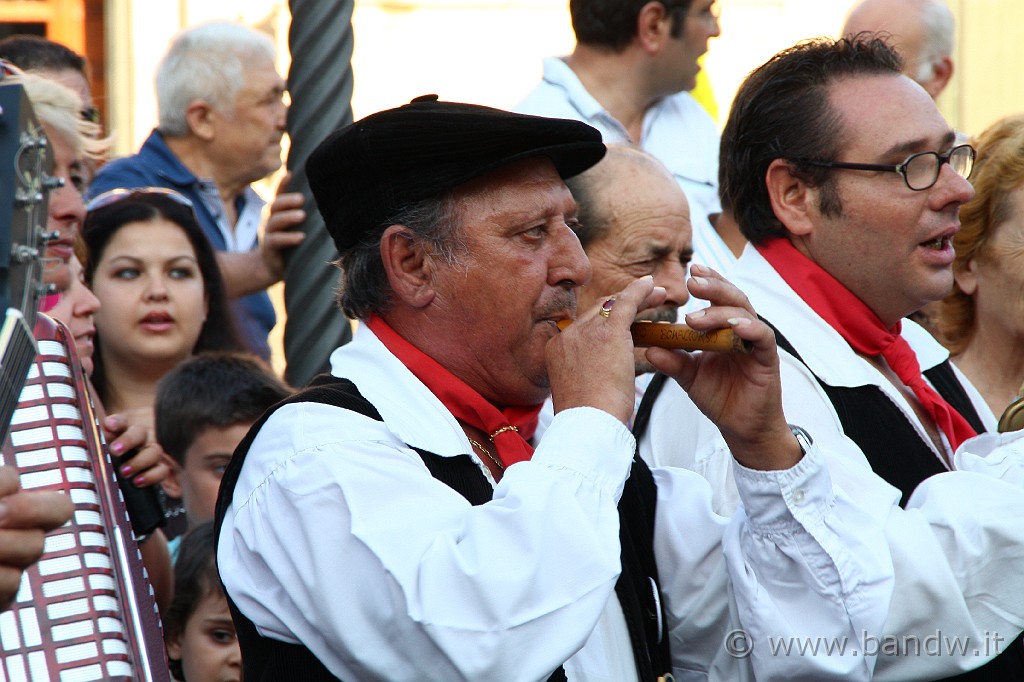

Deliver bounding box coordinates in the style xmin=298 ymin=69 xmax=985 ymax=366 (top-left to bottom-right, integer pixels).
xmin=636 ymin=306 xmax=679 ymax=324
xmin=537 ymin=290 xmax=578 ymax=320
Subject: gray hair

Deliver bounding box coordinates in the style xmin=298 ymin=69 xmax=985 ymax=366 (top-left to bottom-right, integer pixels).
xmin=915 ymin=0 xmax=955 ymax=79
xmin=155 ymin=21 xmax=276 ymax=137
xmin=336 ymin=193 xmax=466 ymax=320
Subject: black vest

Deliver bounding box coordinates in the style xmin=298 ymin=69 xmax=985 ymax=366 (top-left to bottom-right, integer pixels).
xmin=634 ymin=322 xmax=1024 ymax=682
xmin=215 ymin=375 xmax=673 ymax=681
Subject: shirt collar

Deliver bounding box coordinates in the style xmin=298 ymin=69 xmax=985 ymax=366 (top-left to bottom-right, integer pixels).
xmin=329 ymin=323 xmax=473 ymax=458
xmin=734 ymin=244 xmax=950 ymax=387
xmin=541 ymin=57 xmax=632 ymax=134
xmin=141 ymin=130 xmax=201 ymax=188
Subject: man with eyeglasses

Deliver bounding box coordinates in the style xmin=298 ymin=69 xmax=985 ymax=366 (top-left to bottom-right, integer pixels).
xmin=842 ymin=0 xmax=962 ymax=336
xmin=516 ymin=0 xmax=736 ymax=283
xmin=636 ymin=36 xmax=1024 ymax=679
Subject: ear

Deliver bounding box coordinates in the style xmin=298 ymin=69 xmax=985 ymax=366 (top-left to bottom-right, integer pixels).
xmin=953 ymin=256 xmax=978 ymax=296
xmin=379 ymin=224 xmax=437 ymax=309
xmin=924 ymin=56 xmax=954 ymax=99
xmin=636 ymin=0 xmax=670 ymax=54
xmin=161 ymin=455 xmax=183 ymax=499
xmin=184 ymin=100 xmax=217 ymax=141
xmin=165 ymin=631 xmax=182 ymax=661
xmin=765 ymin=158 xmax=817 ymax=237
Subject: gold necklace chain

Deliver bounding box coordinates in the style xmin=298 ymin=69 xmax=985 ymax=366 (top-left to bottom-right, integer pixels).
xmin=467 ymin=437 xmax=504 ymax=472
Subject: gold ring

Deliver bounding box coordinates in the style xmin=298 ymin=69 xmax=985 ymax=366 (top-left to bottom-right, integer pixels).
xmin=599 ymin=298 xmax=615 ymax=318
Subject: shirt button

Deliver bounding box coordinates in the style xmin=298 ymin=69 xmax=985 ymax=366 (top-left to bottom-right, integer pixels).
xmin=791 ymin=489 xmax=805 ymax=505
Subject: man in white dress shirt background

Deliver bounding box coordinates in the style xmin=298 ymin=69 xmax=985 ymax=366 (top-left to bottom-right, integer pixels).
xmin=515 ymin=0 xmax=739 ymax=282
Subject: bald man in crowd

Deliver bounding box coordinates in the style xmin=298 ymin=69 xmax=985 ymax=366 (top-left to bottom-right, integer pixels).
xmin=536 ymin=145 xmax=692 ymax=431
xmin=842 ymin=0 xmax=955 ymax=100
xmin=568 ymin=146 xmax=692 ymax=372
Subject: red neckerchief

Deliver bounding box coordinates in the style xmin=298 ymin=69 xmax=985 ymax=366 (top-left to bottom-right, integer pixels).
xmin=366 ymin=315 xmax=540 ymax=468
xmin=757 ymin=238 xmax=977 ymax=452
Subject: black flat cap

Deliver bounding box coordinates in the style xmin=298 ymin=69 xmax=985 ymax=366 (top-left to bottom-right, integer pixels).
xmin=306 ymin=95 xmax=606 ymax=254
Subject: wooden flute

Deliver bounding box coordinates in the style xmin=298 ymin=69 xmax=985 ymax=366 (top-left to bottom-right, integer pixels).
xmin=556 ymin=319 xmax=753 ymax=353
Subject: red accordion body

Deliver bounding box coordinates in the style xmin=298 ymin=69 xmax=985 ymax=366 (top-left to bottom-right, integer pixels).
xmin=0 ymin=315 xmax=170 ymax=681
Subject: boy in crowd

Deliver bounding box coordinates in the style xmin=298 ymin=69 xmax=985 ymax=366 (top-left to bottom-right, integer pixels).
xmin=156 ymin=352 xmax=291 ymax=559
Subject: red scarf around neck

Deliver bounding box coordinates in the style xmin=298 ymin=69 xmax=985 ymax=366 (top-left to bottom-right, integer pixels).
xmin=366 ymin=315 xmax=540 ymax=469
xmin=757 ymin=238 xmax=977 ymax=452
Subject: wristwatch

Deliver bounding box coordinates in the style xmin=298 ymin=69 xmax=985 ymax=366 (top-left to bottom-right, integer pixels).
xmin=788 ymin=424 xmax=813 ymax=456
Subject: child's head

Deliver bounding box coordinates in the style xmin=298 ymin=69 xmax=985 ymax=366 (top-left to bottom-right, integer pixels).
xmin=156 ymin=351 xmax=291 ymax=526
xmin=164 ymin=522 xmax=239 ymax=682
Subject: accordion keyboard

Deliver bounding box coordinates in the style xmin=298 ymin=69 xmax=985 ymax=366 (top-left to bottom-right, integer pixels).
xmin=0 ymin=320 xmax=169 ymax=681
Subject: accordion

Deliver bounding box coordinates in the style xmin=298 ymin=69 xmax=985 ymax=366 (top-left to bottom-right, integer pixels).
xmin=0 ymin=315 xmax=170 ymax=681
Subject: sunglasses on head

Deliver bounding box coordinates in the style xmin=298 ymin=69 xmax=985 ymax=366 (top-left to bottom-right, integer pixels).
xmin=85 ymin=187 xmax=195 ymax=213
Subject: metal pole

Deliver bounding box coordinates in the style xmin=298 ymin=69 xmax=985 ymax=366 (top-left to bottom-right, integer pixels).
xmin=283 ymin=0 xmax=354 ymax=387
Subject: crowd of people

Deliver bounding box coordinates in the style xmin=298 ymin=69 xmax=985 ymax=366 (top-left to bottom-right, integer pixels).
xmin=3 ymin=0 xmax=1024 ymax=680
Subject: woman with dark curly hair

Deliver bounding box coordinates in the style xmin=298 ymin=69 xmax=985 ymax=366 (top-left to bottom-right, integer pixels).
xmin=938 ymin=114 xmax=1024 ymax=419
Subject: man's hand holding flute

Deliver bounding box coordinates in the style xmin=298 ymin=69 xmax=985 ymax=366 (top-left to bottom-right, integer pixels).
xmin=551 ymin=264 xmax=802 ymax=472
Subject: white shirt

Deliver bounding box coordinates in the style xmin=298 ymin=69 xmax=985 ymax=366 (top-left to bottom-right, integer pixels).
xmin=640 ymin=244 xmax=1024 ymax=679
xmin=515 ymin=57 xmax=737 ymax=284
xmin=537 ymin=373 xmax=654 ymax=436
xmin=195 ymin=180 xmax=265 ymax=252
xmin=219 ymin=323 xmax=897 ymax=681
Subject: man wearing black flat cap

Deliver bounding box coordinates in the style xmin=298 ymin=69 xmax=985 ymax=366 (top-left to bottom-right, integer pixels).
xmin=215 ymin=96 xmax=898 ymax=681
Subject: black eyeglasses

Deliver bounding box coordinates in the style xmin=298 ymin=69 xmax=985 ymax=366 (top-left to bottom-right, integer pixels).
xmin=792 ymin=144 xmax=976 ymax=191
xmin=85 ymin=186 xmax=195 ymax=212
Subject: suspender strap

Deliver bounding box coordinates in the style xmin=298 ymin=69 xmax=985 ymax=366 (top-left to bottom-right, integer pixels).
xmin=922 ymin=363 xmax=985 ymax=433
xmin=215 ymin=375 xmax=372 ymax=681
xmin=632 ymin=373 xmax=670 ymax=444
